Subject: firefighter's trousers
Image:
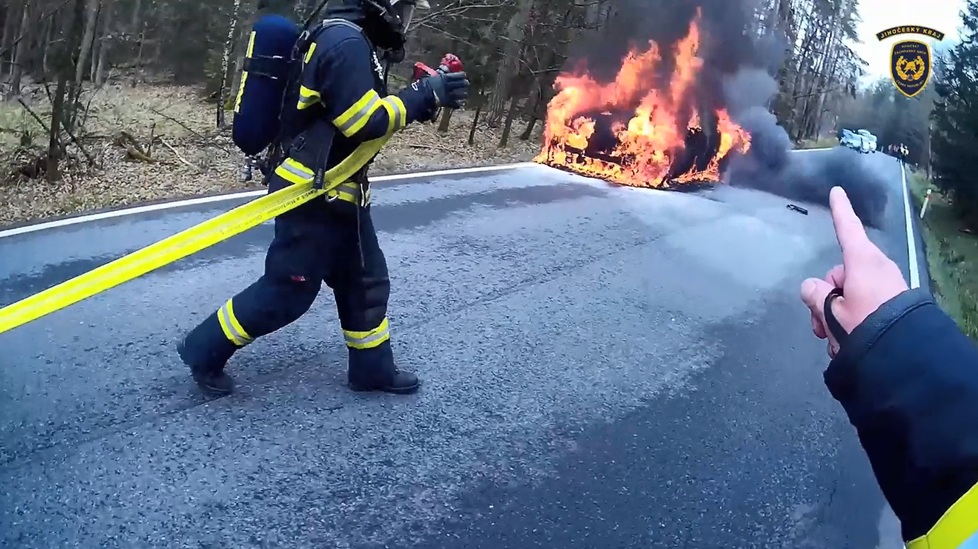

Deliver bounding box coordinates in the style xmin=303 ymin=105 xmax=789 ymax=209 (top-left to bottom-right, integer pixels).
xmin=180 ymin=175 xmax=397 ymax=384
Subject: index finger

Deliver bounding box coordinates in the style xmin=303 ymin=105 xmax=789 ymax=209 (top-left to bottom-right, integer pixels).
xmin=829 ymin=186 xmax=869 ymax=257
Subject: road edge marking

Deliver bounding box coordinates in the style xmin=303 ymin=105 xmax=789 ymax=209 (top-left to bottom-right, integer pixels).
xmin=901 ymin=161 xmax=921 ymax=289
xmin=0 ymin=148 xmax=839 ymax=240
xmin=0 ymin=162 xmax=539 ymax=239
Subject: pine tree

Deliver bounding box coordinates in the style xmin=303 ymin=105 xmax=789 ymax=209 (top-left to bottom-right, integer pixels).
xmin=931 ymin=0 xmax=978 ymax=228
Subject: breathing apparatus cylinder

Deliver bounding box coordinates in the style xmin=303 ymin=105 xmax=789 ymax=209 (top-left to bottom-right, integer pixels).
xmin=231 ymin=14 xmax=301 ymax=157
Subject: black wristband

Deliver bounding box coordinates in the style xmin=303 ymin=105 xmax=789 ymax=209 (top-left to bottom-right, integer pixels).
xmin=824 ymin=287 xmax=848 ymax=346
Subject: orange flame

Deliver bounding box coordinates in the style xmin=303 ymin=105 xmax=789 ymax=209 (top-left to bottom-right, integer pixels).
xmin=534 ymin=10 xmax=751 ymax=188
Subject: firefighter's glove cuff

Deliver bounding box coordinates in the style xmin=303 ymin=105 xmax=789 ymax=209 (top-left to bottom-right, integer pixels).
xmin=426 ymin=71 xmax=470 ymax=110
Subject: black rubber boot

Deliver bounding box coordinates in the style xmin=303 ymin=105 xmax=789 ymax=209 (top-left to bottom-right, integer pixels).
xmin=177 ymin=328 xmax=234 ymax=396
xmin=347 ymin=341 xmax=421 ymax=395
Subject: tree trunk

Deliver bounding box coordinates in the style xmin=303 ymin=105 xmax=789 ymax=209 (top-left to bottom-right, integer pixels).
xmin=41 ymin=16 xmax=54 ymax=78
xmin=924 ymin=123 xmax=932 ymax=179
xmin=498 ymin=96 xmax=520 ymax=147
xmin=8 ymin=2 xmax=31 ymax=98
xmin=75 ymin=0 xmax=100 ymax=85
xmin=786 ymin=1 xmax=817 ymax=129
xmin=485 ymin=0 xmax=534 ymax=127
xmin=520 ymin=87 xmax=544 ymax=141
xmin=47 ymin=75 xmax=68 ymax=182
xmin=129 ymin=0 xmax=140 ymax=29
xmin=131 ymin=22 xmax=145 ymax=87
xmin=64 ymin=0 xmax=88 ymax=135
xmin=805 ymin=0 xmax=848 ymax=140
xmin=129 ymin=0 xmax=142 ymax=87
xmin=93 ymin=0 xmax=113 ymax=85
xmin=218 ymin=0 xmax=243 ymax=128
xmin=95 ymin=14 xmax=113 ymax=83
xmin=437 ymin=107 xmax=454 ymax=132
xmin=0 ymin=2 xmax=19 ymax=75
xmin=89 ymin=2 xmax=103 ymax=81
xmin=468 ymin=101 xmax=482 ymax=146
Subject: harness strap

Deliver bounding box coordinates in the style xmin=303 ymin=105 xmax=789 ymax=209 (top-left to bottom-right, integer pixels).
xmin=242 ymin=55 xmax=291 ymax=80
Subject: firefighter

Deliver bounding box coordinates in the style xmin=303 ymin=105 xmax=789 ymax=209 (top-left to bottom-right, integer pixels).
xmin=178 ymin=0 xmax=470 ymax=396
xmin=801 ymin=187 xmax=978 ymax=548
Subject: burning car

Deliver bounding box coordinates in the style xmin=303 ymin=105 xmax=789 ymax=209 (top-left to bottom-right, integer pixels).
xmin=534 ymin=10 xmax=751 ymax=190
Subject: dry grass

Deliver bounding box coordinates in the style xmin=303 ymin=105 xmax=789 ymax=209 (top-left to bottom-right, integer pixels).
xmin=0 ymin=83 xmax=542 ymax=226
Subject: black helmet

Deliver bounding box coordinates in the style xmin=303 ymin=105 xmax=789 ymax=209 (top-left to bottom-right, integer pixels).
xmin=324 ymin=0 xmax=428 ymax=60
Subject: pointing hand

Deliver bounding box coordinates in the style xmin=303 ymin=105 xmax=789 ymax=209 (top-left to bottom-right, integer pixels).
xmin=799 ymin=187 xmax=909 ymax=357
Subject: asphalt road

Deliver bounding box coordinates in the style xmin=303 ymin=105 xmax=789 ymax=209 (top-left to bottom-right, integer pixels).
xmin=0 ymin=149 xmax=920 ymax=548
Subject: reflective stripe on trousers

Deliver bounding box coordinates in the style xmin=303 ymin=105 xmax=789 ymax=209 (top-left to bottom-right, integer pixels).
xmin=218 ymin=298 xmax=253 ymax=347
xmin=343 ymin=316 xmax=390 ymax=350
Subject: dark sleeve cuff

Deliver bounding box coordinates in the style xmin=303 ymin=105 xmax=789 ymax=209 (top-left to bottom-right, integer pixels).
xmin=395 ymin=84 xmax=435 ymax=124
xmin=823 ymin=287 xmax=978 ymax=541
xmin=823 ymin=288 xmax=933 ymax=401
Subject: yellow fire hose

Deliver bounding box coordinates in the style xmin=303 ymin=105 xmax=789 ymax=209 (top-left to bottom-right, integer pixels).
xmin=0 ymin=135 xmax=390 ymax=336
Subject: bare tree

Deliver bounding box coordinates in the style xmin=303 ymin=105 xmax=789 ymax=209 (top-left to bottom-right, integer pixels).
xmin=75 ymin=0 xmax=99 ymax=85
xmin=217 ymin=0 xmax=242 ymax=127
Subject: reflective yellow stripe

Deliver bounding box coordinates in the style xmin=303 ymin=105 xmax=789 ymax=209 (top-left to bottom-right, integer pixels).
xmin=274 ymin=158 xmax=314 ymax=185
xmin=303 ymin=42 xmax=317 ymax=64
xmin=273 ymin=160 xmax=368 ymax=205
xmin=0 ymin=133 xmax=394 ymax=335
xmin=343 ymin=317 xmax=390 ymax=349
xmin=233 ymin=31 xmax=257 ymax=113
xmin=333 ymin=90 xmax=382 ymax=137
xmin=217 ymin=298 xmax=252 ymax=346
xmin=382 ymin=96 xmax=406 ymax=136
xmin=296 ymin=42 xmax=321 ymax=110
xmin=297 ymin=85 xmax=321 ymax=110
xmin=908 ymin=482 xmax=978 ymax=549
xmin=391 ymin=96 xmax=406 ymax=130
xmin=325 ymin=181 xmax=367 ymax=205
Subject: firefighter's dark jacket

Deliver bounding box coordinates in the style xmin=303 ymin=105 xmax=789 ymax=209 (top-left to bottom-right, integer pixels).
xmin=274 ymin=22 xmax=433 ymax=190
xmin=824 ymin=288 xmax=978 ymax=549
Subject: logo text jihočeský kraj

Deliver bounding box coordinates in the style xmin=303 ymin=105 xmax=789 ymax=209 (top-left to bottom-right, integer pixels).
xmin=878 ymin=25 xmax=945 ymax=98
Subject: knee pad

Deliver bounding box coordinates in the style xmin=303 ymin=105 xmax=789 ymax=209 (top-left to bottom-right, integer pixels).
xmin=361 ymin=276 xmax=390 ymax=328
xmin=253 ymin=275 xmax=320 ymax=326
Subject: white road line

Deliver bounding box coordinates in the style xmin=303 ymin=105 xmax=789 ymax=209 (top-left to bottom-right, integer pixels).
xmin=0 ymin=162 xmax=539 ymax=239
xmin=900 ymin=161 xmax=921 ymax=289
xmin=0 ymin=148 xmax=841 ymax=240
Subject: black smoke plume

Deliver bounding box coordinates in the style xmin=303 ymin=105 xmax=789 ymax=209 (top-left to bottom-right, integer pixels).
xmin=563 ymin=0 xmax=888 ymax=227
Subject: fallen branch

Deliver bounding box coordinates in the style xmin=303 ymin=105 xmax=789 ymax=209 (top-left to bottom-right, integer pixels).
xmin=158 ymin=137 xmax=201 ymax=171
xmin=406 ymin=144 xmax=461 ymax=153
xmin=115 ymin=130 xmax=146 ymax=153
xmin=114 ymin=130 xmax=155 ymax=162
xmin=147 ymin=107 xmax=232 ymax=155
xmin=125 ymin=146 xmax=155 ymax=162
